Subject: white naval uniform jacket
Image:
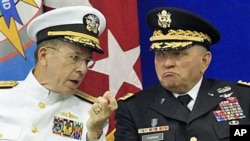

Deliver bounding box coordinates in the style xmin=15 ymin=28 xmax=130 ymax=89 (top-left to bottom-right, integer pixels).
xmin=0 ymin=70 xmax=108 ymax=141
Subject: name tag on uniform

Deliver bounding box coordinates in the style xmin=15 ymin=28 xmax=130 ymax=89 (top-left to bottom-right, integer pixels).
xmin=142 ymin=133 xmax=163 ymax=141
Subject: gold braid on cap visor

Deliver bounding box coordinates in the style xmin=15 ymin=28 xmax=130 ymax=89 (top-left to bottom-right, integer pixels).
xmin=150 ymin=29 xmax=211 ymax=50
xmin=48 ymin=31 xmax=101 ymax=50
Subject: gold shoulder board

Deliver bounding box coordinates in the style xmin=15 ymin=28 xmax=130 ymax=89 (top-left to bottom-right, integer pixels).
xmin=0 ymin=80 xmax=18 ymax=88
xmin=74 ymin=89 xmax=97 ymax=103
xmin=118 ymin=93 xmax=134 ymax=101
xmin=237 ymin=80 xmax=250 ymax=87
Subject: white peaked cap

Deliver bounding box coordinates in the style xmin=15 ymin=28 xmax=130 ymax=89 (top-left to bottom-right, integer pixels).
xmin=27 ymin=6 xmax=106 ymax=54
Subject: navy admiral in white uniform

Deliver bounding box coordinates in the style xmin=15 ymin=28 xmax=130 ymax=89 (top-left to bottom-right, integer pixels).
xmin=0 ymin=6 xmax=117 ymax=141
xmin=115 ymin=7 xmax=250 ymax=141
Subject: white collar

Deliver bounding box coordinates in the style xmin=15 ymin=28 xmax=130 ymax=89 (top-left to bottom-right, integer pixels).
xmin=173 ymin=77 xmax=203 ymax=102
xmin=17 ymin=69 xmax=70 ymax=104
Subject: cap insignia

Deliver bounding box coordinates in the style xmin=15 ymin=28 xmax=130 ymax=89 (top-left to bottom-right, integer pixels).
xmin=84 ymin=14 xmax=100 ymax=34
xmin=157 ymin=10 xmax=172 ymax=28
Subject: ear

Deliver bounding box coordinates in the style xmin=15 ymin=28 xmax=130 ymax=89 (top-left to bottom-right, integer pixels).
xmin=37 ymin=46 xmax=50 ymax=66
xmin=201 ymin=51 xmax=212 ymax=73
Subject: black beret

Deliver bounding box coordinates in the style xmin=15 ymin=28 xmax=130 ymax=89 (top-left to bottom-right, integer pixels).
xmin=146 ymin=7 xmax=220 ymax=51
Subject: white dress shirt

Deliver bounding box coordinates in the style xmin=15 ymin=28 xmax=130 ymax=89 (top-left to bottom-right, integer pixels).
xmin=173 ymin=77 xmax=202 ymax=111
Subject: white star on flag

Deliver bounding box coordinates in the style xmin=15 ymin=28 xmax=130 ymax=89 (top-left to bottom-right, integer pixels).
xmin=91 ymin=30 xmax=142 ymax=95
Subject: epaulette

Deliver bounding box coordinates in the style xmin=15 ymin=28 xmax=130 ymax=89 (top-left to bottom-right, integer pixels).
xmin=237 ymin=80 xmax=250 ymax=87
xmin=0 ymin=80 xmax=18 ymax=88
xmin=118 ymin=93 xmax=134 ymax=101
xmin=74 ymin=89 xmax=97 ymax=104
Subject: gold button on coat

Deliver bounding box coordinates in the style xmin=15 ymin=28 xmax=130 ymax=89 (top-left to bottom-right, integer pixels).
xmin=38 ymin=102 xmax=45 ymax=109
xmin=190 ymin=137 xmax=197 ymax=141
xmin=0 ymin=133 xmax=3 ymax=138
xmin=32 ymin=126 xmax=38 ymax=133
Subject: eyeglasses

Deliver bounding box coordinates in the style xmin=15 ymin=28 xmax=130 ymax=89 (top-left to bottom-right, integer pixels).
xmin=47 ymin=47 xmax=95 ymax=69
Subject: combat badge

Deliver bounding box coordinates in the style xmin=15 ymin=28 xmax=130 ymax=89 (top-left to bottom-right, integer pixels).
xmin=208 ymin=86 xmax=233 ymax=98
xmin=138 ymin=118 xmax=169 ymax=141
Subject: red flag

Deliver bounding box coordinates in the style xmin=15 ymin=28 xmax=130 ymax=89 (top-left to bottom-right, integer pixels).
xmin=43 ymin=0 xmax=142 ymax=136
xmin=85 ymin=0 xmax=143 ymax=134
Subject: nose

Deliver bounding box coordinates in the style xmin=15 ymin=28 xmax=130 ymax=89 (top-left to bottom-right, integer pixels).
xmin=156 ymin=54 xmax=175 ymax=69
xmin=75 ymin=62 xmax=88 ymax=74
xmin=163 ymin=57 xmax=175 ymax=69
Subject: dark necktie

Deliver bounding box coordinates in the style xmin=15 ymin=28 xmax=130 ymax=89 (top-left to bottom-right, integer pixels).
xmin=177 ymin=94 xmax=192 ymax=112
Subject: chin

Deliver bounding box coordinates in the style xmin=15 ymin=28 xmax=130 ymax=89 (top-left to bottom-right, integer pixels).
xmin=60 ymin=88 xmax=76 ymax=95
